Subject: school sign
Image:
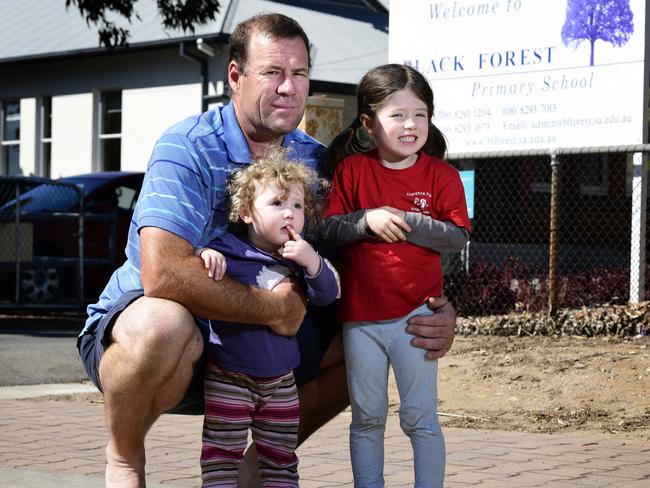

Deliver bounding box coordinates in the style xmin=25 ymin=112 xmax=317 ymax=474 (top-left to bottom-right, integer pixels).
xmin=389 ymin=0 xmax=649 ymax=153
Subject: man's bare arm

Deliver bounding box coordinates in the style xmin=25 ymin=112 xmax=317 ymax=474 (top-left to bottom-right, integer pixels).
xmin=140 ymin=227 xmax=306 ymax=336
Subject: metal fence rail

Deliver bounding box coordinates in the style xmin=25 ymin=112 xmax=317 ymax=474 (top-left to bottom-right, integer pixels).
xmin=443 ymin=144 xmax=649 ymax=317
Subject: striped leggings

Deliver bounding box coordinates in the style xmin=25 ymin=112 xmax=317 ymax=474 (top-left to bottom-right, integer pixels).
xmin=200 ymin=358 xmax=300 ymax=487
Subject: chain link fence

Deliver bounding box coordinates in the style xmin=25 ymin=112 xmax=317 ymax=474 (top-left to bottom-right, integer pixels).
xmin=443 ymin=145 xmax=647 ymax=318
xmin=0 ymin=177 xmax=85 ymax=308
xmin=0 ymin=174 xmax=137 ymax=311
xmin=1 ymin=148 xmax=647 ymax=317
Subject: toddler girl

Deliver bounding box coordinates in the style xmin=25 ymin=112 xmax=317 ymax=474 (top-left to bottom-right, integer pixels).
xmin=198 ymin=148 xmax=339 ymax=487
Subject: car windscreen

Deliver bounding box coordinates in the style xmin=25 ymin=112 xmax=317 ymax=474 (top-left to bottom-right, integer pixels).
xmin=0 ymin=178 xmax=105 ymax=213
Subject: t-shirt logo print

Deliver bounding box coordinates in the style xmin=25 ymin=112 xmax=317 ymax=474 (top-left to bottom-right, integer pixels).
xmin=413 ymin=197 xmax=428 ymax=210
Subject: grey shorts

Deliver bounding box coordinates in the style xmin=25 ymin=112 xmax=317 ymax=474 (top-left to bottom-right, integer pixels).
xmin=78 ymin=290 xmax=340 ymax=415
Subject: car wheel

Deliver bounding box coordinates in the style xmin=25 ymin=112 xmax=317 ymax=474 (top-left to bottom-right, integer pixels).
xmin=21 ymin=267 xmax=60 ymax=303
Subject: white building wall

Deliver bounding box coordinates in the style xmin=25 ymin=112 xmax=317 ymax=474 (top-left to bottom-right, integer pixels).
xmin=51 ymin=93 xmax=94 ymax=177
xmin=121 ymin=83 xmax=202 ymax=172
xmin=19 ymin=98 xmax=36 ymax=176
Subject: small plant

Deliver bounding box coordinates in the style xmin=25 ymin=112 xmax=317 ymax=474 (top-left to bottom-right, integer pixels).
xmin=445 ymin=261 xmax=516 ymax=316
xmin=556 ymin=268 xmax=629 ymax=308
xmin=447 ymin=259 xmax=633 ymax=317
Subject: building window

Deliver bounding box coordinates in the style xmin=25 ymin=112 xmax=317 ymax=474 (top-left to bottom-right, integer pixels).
xmin=38 ymin=96 xmax=52 ymax=178
xmin=1 ymin=100 xmax=20 ymax=175
xmin=626 ymin=155 xmax=632 ymax=196
xmin=580 ymin=154 xmax=609 ymax=196
xmin=98 ymin=90 xmax=122 ymax=171
xmin=530 ymin=158 xmax=551 ymax=193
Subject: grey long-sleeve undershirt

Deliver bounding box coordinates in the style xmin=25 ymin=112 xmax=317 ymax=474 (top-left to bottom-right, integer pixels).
xmin=319 ymin=210 xmax=469 ymax=253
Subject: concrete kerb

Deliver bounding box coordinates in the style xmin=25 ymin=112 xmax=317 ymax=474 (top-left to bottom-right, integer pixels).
xmin=0 ymin=382 xmax=98 ymax=400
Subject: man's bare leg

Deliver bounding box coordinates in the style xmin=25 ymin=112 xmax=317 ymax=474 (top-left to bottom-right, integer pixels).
xmin=237 ymin=332 xmax=349 ymax=487
xmin=99 ymin=297 xmax=203 ymax=488
xmin=296 ymin=331 xmax=349 ymax=444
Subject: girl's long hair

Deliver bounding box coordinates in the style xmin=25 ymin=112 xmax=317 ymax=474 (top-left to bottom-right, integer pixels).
xmin=326 ymin=64 xmax=447 ymax=171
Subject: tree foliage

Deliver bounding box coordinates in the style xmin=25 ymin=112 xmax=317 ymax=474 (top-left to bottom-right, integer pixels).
xmin=66 ymin=0 xmax=222 ymax=48
xmin=561 ymin=0 xmax=634 ymax=66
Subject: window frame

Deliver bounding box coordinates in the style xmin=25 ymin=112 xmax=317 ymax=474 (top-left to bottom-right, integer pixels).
xmin=0 ymin=99 xmax=21 ymax=175
xmin=36 ymin=95 xmax=52 ymax=178
xmin=95 ymin=90 xmax=122 ymax=172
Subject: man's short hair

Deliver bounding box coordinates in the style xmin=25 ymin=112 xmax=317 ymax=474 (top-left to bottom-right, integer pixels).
xmin=229 ymin=13 xmax=311 ymax=74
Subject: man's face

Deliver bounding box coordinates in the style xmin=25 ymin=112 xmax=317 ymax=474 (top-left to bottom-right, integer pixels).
xmin=229 ymin=32 xmax=310 ymax=144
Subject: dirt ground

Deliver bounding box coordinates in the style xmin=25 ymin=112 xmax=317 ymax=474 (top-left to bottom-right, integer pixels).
xmin=389 ymin=334 xmax=650 ymax=439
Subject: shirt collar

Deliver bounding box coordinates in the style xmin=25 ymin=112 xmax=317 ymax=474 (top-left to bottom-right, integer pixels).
xmin=221 ymin=102 xmax=252 ymax=164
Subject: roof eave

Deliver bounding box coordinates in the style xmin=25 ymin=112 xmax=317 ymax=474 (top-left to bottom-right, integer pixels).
xmin=359 ymin=0 xmax=388 ymax=14
xmin=0 ymin=32 xmax=230 ymax=66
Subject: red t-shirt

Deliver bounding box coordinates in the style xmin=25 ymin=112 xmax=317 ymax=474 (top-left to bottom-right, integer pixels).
xmin=324 ymin=150 xmax=471 ymax=322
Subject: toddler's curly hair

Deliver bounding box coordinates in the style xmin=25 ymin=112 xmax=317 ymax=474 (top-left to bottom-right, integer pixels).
xmin=227 ymin=147 xmax=325 ymax=236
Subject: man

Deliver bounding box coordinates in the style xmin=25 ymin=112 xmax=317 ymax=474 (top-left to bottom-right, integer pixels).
xmin=78 ymin=13 xmax=456 ymax=488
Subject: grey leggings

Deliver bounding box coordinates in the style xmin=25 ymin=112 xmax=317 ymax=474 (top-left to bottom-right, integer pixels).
xmin=343 ymin=304 xmax=445 ymax=488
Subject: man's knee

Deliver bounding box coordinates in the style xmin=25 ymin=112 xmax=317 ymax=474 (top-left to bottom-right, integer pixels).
xmin=320 ymin=330 xmax=344 ymax=370
xmin=111 ymin=297 xmax=202 ymax=362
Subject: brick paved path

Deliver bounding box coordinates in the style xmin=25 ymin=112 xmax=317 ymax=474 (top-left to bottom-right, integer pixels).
xmin=1 ymin=398 xmax=649 ymax=487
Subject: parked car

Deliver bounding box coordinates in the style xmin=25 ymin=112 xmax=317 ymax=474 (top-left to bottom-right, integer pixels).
xmin=0 ymin=172 xmax=144 ymax=305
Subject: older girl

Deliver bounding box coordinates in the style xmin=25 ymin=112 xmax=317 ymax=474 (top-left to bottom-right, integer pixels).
xmin=321 ymin=64 xmax=471 ymax=488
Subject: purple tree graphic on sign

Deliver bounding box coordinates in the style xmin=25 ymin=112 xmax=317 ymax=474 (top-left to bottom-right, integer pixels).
xmin=561 ymin=0 xmax=634 ymax=66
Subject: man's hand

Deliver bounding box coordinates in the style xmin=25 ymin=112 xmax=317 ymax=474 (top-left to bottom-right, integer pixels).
xmin=365 ymin=207 xmax=411 ymax=242
xmin=406 ymin=296 xmax=456 ymax=360
xmin=269 ymin=277 xmax=307 ymax=336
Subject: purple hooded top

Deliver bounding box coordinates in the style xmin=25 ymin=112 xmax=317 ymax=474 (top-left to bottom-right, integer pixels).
xmin=205 ymin=232 xmax=340 ymax=377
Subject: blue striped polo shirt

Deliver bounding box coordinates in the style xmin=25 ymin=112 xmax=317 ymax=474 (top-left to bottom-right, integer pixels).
xmin=81 ymin=103 xmax=326 ymax=338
